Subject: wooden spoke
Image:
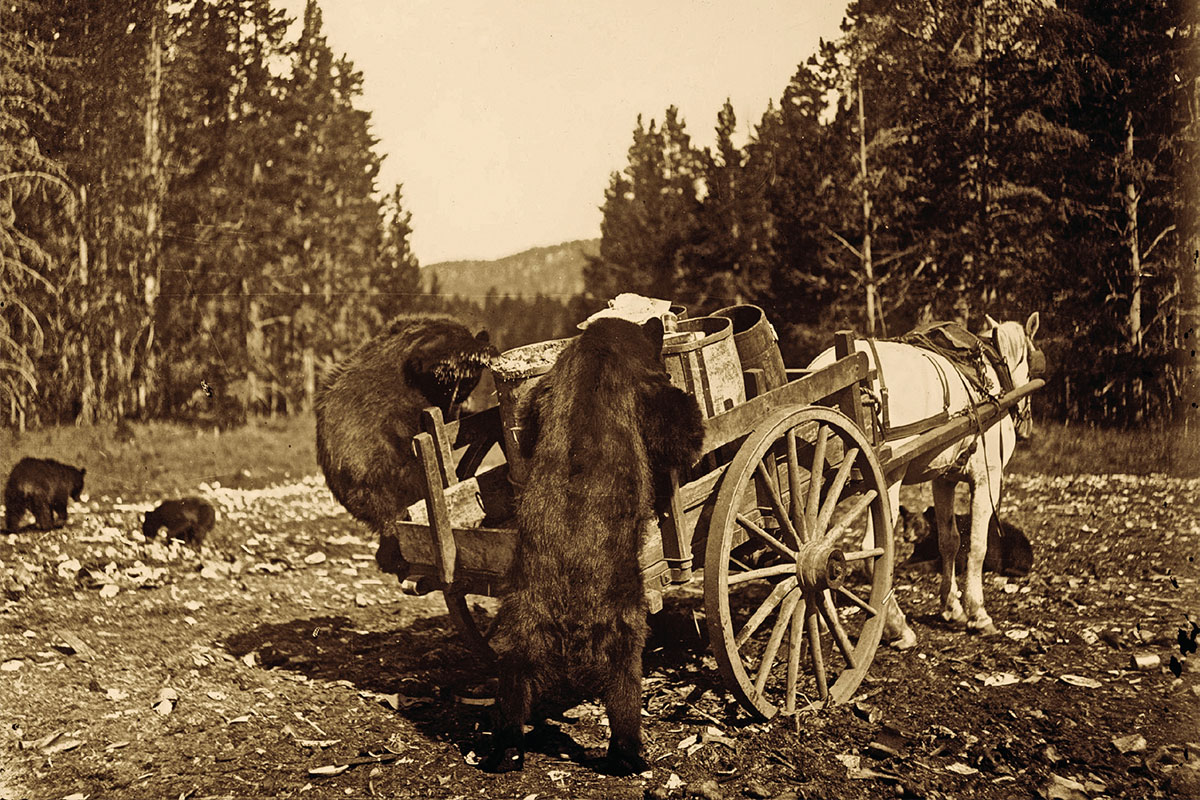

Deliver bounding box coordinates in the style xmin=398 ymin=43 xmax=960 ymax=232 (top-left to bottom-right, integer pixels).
xmin=841 ymin=547 xmax=885 ymax=562
xmin=729 ymin=555 xmax=754 ymax=574
xmin=836 ymin=585 xmax=880 ymax=616
xmin=785 ymin=596 xmax=806 ymax=713
xmin=754 ymin=588 xmax=802 ymax=697
xmin=805 ymin=602 xmax=829 ymax=699
xmin=736 ymin=513 xmax=797 ymax=560
xmin=727 ymin=562 xmax=797 ymax=586
xmin=812 ymin=446 xmax=860 ymax=537
xmin=786 ymin=430 xmax=807 ymax=543
xmin=734 ymin=577 xmax=797 ymax=646
xmin=805 ymin=424 xmax=829 ymax=535
xmin=706 ymin=406 xmax=892 ymax=719
xmin=821 ymin=490 xmax=878 ymax=546
xmin=819 ymin=590 xmax=858 ymax=669
xmin=754 ymin=460 xmax=801 ymax=549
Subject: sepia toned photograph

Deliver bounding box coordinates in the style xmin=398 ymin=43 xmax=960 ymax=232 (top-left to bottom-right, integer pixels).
xmin=1 ymin=1 xmax=1197 ymax=798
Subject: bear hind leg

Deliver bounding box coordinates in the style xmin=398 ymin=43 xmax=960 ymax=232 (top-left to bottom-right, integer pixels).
xmin=602 ymin=633 xmax=648 ymax=776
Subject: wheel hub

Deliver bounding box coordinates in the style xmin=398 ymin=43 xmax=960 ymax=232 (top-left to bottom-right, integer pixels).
xmin=795 ymin=544 xmax=847 ymax=592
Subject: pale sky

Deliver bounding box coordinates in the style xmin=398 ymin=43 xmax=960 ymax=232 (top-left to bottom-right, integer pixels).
xmin=277 ymin=1 xmax=849 ymax=264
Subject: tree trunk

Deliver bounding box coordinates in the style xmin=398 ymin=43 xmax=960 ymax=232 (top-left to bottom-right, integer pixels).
xmin=1124 ymin=112 xmax=1143 ymax=352
xmin=302 ymin=347 xmax=316 ymax=412
xmin=857 ymin=78 xmax=877 ymax=337
xmin=246 ymin=284 xmax=263 ymax=418
xmin=140 ymin=1 xmax=165 ymax=418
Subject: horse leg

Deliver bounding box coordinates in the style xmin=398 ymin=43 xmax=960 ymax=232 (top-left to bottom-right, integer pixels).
xmin=877 ymin=479 xmax=917 ymax=650
xmin=932 ymin=478 xmax=966 ymax=625
xmin=963 ymin=464 xmax=1002 ymax=636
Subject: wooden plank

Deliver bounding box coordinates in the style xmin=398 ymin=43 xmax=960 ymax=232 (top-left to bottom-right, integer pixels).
xmin=406 ymin=477 xmax=485 ymax=527
xmin=831 ymin=331 xmax=872 ymax=444
xmin=413 ymin=432 xmax=458 ymax=585
xmin=659 ymin=470 xmax=693 ymax=582
xmin=882 ymin=379 xmax=1046 ymax=475
xmin=698 ymin=352 xmax=869 ymax=458
xmin=393 ymin=522 xmax=515 ymax=578
xmin=420 ymin=408 xmax=455 ymax=486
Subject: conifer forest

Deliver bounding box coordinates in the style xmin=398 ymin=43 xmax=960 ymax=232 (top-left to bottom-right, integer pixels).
xmin=2 ymin=0 xmax=1197 ymax=429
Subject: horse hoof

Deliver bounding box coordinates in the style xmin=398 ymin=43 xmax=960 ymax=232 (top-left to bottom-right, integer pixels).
xmin=941 ymin=610 xmax=968 ymax=627
xmin=968 ymin=620 xmax=1000 ymax=637
xmin=887 ymin=627 xmax=918 ymax=650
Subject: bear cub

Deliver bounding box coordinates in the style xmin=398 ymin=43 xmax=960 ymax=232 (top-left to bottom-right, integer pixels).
xmin=897 ymin=505 xmax=1033 ymax=577
xmin=483 ymin=317 xmax=705 ymax=776
xmin=143 ymin=497 xmax=217 ymax=545
xmin=4 ymin=457 xmax=86 ymax=532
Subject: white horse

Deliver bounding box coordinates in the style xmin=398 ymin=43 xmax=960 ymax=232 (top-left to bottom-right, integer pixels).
xmin=807 ymin=312 xmax=1041 ymax=646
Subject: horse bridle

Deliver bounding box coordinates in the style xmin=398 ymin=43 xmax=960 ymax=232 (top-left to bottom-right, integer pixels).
xmin=990 ymin=327 xmax=1045 ymax=432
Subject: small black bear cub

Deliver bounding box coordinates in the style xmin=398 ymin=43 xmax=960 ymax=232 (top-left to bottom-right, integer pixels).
xmin=315 ymin=314 xmax=494 ymax=577
xmin=4 ymin=457 xmax=86 ymax=532
xmin=143 ymin=497 xmax=216 ymax=545
xmin=483 ymin=317 xmax=705 ymax=776
xmin=897 ymin=505 xmax=1033 ymax=577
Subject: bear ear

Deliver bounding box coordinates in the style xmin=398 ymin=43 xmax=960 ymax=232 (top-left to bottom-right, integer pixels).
xmin=79 ymin=467 xmax=86 ymax=477
xmin=475 ymin=330 xmax=490 ymax=346
xmin=641 ymin=316 xmax=665 ymax=353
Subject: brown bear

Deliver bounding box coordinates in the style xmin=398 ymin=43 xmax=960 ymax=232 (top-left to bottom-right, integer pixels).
xmin=4 ymin=457 xmax=86 ymax=532
xmin=482 ymin=317 xmax=705 ymax=775
xmin=315 ymin=314 xmax=494 ymax=575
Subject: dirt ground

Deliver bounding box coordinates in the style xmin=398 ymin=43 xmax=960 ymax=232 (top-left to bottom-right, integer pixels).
xmin=1 ymin=459 xmax=1199 ymax=799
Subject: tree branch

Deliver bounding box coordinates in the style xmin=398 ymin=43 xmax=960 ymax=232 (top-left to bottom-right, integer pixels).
xmin=821 ymin=224 xmax=862 ymax=260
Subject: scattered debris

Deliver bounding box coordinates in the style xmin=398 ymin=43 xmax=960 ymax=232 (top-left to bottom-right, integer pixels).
xmin=1112 ymin=733 xmax=1148 ymax=754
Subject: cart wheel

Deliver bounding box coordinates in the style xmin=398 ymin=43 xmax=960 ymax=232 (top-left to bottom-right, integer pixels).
xmin=443 ymin=587 xmax=499 ymax=660
xmin=705 ymin=406 xmax=893 ymax=719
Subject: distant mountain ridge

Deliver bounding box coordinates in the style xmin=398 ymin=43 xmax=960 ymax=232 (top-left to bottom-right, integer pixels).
xmin=421 ymin=238 xmax=597 ymax=300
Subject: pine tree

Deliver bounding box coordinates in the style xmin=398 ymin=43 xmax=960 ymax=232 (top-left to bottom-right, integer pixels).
xmin=375 ymin=183 xmax=421 ymax=324
xmin=679 ymin=100 xmax=775 ymax=313
xmin=0 ymin=0 xmax=75 ymax=429
xmin=589 ymin=107 xmax=704 ymax=303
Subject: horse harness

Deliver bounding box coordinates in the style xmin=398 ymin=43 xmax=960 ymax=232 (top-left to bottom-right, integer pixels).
xmin=860 ymin=321 xmax=1021 ymax=447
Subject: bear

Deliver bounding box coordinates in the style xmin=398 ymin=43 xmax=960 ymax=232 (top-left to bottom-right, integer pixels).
xmin=482 ymin=317 xmax=705 ymax=776
xmin=315 ymin=314 xmax=495 ymax=576
xmin=897 ymin=505 xmax=1033 ymax=577
xmin=4 ymin=457 xmax=86 ymax=532
xmin=143 ymin=497 xmax=217 ymax=545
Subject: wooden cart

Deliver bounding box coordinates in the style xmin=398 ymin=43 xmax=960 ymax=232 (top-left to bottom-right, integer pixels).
xmin=378 ymin=330 xmax=1045 ymax=719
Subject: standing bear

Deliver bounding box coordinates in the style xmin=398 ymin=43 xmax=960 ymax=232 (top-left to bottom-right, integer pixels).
xmin=315 ymin=314 xmax=494 ymax=575
xmin=483 ymin=317 xmax=705 ymax=775
xmin=4 ymin=457 xmax=87 ymax=532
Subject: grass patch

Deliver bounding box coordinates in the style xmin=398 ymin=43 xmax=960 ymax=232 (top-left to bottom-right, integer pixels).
xmin=1010 ymin=419 xmax=1199 ymax=477
xmin=2 ymin=413 xmax=1194 ymax=502
xmin=1 ymin=414 xmax=319 ymax=499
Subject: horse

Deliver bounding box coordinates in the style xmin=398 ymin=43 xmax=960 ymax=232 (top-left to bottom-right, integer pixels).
xmin=806 ymin=312 xmax=1042 ymax=646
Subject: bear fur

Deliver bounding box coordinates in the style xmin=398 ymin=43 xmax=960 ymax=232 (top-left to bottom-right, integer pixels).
xmin=315 ymin=314 xmax=494 ymax=574
xmin=4 ymin=457 xmax=86 ymax=532
xmin=897 ymin=505 xmax=1033 ymax=577
xmin=143 ymin=497 xmax=217 ymax=545
xmin=483 ymin=317 xmax=705 ymax=775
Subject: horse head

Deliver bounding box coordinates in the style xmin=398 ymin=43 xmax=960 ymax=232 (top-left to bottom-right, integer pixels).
xmin=982 ymin=312 xmax=1043 ymax=440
